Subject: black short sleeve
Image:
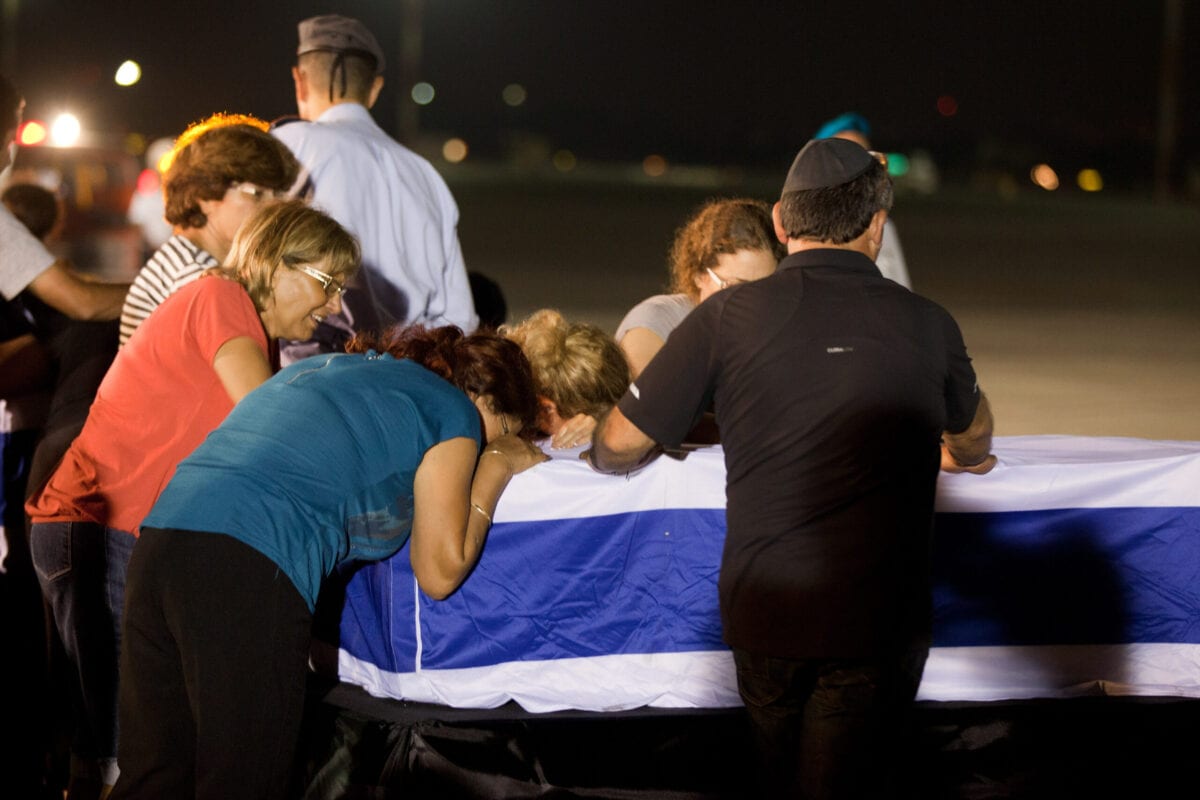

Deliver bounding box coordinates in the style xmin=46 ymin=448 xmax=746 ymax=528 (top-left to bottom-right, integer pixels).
xmin=617 ymin=296 xmax=722 ymax=449
xmin=941 ymin=310 xmax=980 ymax=433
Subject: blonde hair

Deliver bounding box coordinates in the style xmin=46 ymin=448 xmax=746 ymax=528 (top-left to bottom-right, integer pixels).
xmin=222 ymin=200 xmax=360 ymax=311
xmin=501 ymin=309 xmax=630 ymax=419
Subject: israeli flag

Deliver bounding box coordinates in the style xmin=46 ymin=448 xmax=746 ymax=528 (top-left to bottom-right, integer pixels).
xmin=335 ymin=436 xmax=1200 ymax=712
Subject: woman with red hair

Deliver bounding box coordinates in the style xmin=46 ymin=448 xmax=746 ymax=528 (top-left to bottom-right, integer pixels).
xmin=111 ymin=325 xmax=545 ymax=800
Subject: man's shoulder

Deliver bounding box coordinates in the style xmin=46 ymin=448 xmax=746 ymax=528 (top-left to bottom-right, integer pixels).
xmin=275 ymin=110 xmax=437 ymax=172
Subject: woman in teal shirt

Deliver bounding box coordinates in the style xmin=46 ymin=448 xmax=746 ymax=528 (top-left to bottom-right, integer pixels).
xmin=111 ymin=326 xmax=545 ymax=800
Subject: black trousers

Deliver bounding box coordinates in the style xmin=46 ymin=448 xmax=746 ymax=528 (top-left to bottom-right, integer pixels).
xmin=732 ymin=644 xmax=928 ymax=799
xmin=111 ymin=527 xmax=312 ymax=800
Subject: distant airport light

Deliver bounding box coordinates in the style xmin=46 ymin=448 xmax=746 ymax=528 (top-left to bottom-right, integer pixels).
xmin=642 ymin=154 xmax=667 ymax=177
xmin=552 ymin=149 xmax=576 ymax=172
xmin=411 ymin=82 xmax=436 ymax=106
xmin=17 ymin=119 xmax=48 ymax=146
xmin=886 ymin=152 xmax=910 ymax=177
xmin=115 ymin=60 xmax=142 ymax=87
xmin=442 ymin=138 xmax=468 ymax=163
xmin=502 ymin=83 xmax=527 ymax=107
xmin=936 ymin=95 xmax=958 ymax=117
xmin=50 ymin=113 xmax=82 ymax=147
xmin=1031 ymin=163 xmax=1059 ymax=191
xmin=1077 ymin=169 xmax=1103 ymax=192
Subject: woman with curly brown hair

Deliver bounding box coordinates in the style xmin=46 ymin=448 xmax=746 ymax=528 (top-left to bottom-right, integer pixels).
xmin=111 ymin=325 xmax=545 ymax=800
xmin=615 ymin=198 xmax=783 ymax=378
xmin=119 ymin=113 xmax=302 ymax=345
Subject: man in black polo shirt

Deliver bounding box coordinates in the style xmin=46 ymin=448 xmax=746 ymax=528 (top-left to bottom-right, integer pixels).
xmin=590 ymin=137 xmax=995 ymax=798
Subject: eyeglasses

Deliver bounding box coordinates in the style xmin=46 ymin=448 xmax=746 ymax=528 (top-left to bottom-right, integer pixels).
xmin=293 ymin=264 xmax=346 ymax=298
xmin=230 ymin=182 xmax=280 ymax=202
xmin=705 ymin=267 xmax=746 ymax=291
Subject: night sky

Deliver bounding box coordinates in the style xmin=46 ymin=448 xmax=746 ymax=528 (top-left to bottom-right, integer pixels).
xmin=5 ymin=1 xmax=1198 ymax=188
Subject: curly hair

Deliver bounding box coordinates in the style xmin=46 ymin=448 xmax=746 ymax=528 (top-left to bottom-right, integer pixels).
xmin=500 ymin=309 xmax=629 ymax=420
xmin=346 ymin=325 xmax=539 ymax=436
xmin=221 ymin=200 xmax=359 ymax=311
xmin=162 ymin=115 xmax=300 ymax=229
xmin=668 ymin=198 xmax=784 ymax=300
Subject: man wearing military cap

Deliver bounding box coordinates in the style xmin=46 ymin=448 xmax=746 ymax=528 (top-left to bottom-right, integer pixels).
xmin=591 ymin=137 xmax=995 ymax=798
xmin=273 ymin=14 xmax=476 ymax=361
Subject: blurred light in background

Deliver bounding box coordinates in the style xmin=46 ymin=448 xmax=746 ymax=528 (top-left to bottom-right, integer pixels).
xmin=50 ymin=113 xmax=82 ymax=147
xmin=1077 ymin=169 xmax=1103 ymax=192
xmin=886 ymin=152 xmax=910 ymax=177
xmin=502 ymin=83 xmax=527 ymax=107
xmin=411 ymin=82 xmax=436 ymax=106
xmin=552 ymin=149 xmax=576 ymax=172
xmin=442 ymin=137 xmax=468 ymax=163
xmin=124 ymin=133 xmax=147 ymax=156
xmin=136 ymin=168 xmax=160 ymax=195
xmin=115 ymin=60 xmax=142 ymax=87
xmin=642 ymin=154 xmax=667 ymax=177
xmin=152 ymin=143 xmax=175 ymax=174
xmin=1031 ymin=163 xmax=1059 ymax=191
xmin=17 ymin=119 xmax=47 ymax=146
xmin=936 ymin=95 xmax=958 ymax=117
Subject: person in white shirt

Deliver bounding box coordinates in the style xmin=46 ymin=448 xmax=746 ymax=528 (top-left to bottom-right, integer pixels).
xmin=272 ymin=14 xmax=477 ymax=361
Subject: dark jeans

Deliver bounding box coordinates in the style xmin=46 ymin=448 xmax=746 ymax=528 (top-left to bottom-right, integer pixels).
xmin=732 ymin=644 xmax=928 ymax=800
xmin=112 ymin=527 xmax=311 ymax=800
xmin=30 ymin=520 xmax=135 ymax=771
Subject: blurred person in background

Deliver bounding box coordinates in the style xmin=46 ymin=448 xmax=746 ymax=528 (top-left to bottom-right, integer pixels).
xmin=25 ymin=200 xmax=358 ymax=799
xmin=119 ymin=113 xmax=301 ymax=346
xmin=502 ymin=309 xmax=630 ymax=450
xmin=814 ymin=112 xmax=912 ymax=289
xmin=3 ymin=183 xmax=120 ymax=494
xmin=5 ymin=181 xmax=122 ymax=800
xmin=112 ymin=325 xmax=544 ymax=799
xmin=273 ymin=14 xmax=477 ymax=362
xmin=615 ymin=198 xmax=782 ymax=379
xmin=1 ymin=74 xmax=129 ymax=324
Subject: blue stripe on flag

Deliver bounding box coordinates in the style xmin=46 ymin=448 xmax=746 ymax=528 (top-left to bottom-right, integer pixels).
xmin=338 ymin=504 xmax=1200 ymax=674
xmin=932 ymin=507 xmax=1200 ymax=646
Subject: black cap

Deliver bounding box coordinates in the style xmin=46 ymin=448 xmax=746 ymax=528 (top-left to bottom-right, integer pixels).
xmin=782 ymin=138 xmax=875 ymax=194
xmin=297 ymin=15 xmax=385 ymax=76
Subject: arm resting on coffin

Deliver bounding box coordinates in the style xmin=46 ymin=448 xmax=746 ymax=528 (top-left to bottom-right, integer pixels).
xmin=941 ymin=391 xmax=996 ymax=474
xmin=588 ymin=406 xmax=662 ymax=474
xmin=409 ymin=433 xmax=545 ymax=600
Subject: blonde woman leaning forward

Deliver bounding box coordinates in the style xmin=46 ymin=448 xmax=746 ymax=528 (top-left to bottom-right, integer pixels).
xmin=503 ymin=308 xmax=630 ymax=449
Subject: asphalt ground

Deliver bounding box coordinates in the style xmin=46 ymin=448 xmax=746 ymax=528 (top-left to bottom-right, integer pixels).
xmin=448 ymin=171 xmax=1200 ymax=442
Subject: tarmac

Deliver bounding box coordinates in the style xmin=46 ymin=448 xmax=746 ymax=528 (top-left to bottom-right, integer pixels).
xmin=448 ymin=170 xmax=1200 ymax=443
